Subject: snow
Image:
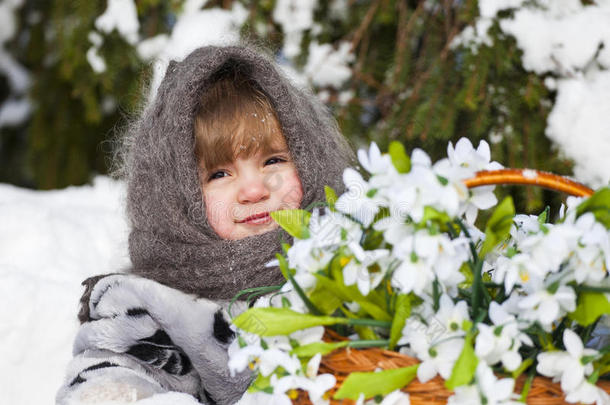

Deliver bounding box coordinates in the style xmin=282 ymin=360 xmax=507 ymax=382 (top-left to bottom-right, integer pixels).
xmin=499 ymin=2 xmax=610 ymax=75
xmin=547 ymin=70 xmax=610 ymax=186
xmin=0 ymin=177 xmax=131 ymax=404
xmin=453 ymin=0 xmax=610 ymax=187
xmin=86 ymin=46 xmax=107 ymax=74
xmin=304 ymin=41 xmax=354 ymax=88
xmin=142 ymin=2 xmax=248 ymax=101
xmin=0 ymin=97 xmax=31 ymax=126
xmin=94 ymin=0 xmax=140 ymax=45
xmin=0 ymin=0 xmax=31 ymax=128
xmin=273 ymin=0 xmax=318 ymax=58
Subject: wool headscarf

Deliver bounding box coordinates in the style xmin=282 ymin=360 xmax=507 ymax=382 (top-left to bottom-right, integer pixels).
xmin=122 ymin=45 xmax=355 ymax=300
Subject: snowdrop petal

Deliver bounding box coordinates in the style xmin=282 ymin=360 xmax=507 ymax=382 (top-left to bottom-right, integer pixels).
xmin=561 ymin=364 xmax=584 ymax=392
xmin=563 ymin=329 xmax=584 ymax=357
xmin=417 ymin=360 xmax=437 ymax=383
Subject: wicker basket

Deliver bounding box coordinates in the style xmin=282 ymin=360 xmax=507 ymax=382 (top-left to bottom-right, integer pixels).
xmin=293 ymin=170 xmax=608 ymax=405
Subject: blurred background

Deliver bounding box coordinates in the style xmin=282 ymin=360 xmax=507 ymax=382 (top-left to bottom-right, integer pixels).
xmin=1 ymin=0 xmax=609 ymax=212
xmin=1 ymin=2 xmax=610 ymax=403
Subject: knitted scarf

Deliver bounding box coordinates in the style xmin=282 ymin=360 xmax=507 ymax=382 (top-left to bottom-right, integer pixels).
xmin=122 ymin=45 xmax=355 ymax=299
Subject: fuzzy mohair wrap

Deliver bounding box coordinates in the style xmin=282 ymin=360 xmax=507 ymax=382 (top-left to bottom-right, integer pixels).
xmin=122 ymin=45 xmax=355 ymax=300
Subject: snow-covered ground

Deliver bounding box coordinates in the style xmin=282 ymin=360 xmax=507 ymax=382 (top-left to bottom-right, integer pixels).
xmin=0 ymin=177 xmax=131 ymax=404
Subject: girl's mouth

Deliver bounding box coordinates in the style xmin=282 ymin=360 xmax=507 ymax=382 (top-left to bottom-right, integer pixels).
xmin=239 ymin=212 xmax=272 ymax=225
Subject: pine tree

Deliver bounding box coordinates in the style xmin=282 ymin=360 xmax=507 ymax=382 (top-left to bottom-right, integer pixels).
xmin=0 ymin=0 xmax=575 ymax=214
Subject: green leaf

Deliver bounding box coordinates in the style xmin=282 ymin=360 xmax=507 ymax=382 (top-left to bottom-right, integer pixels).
xmin=309 ymin=281 xmax=343 ymax=315
xmin=326 ymin=257 xmax=390 ymax=318
xmin=334 ymin=365 xmax=418 ymax=400
xmin=388 ymin=141 xmax=411 ymax=173
xmin=389 ymin=294 xmax=411 ymax=349
xmin=569 ymin=292 xmax=610 ymax=326
xmin=233 ymin=308 xmax=347 ymax=336
xmin=270 ymin=209 xmax=311 ymax=239
xmin=479 ymin=196 xmax=515 ymax=258
xmin=324 ymin=185 xmax=338 ymax=210
xmin=248 ymin=373 xmax=272 ymax=393
xmin=276 ymin=253 xmax=291 ymax=281
xmin=358 ymin=300 xmax=392 ymax=322
xmin=291 ymin=341 xmax=349 ymax=357
xmin=576 ymin=187 xmax=610 ymax=229
xmin=445 ymin=334 xmax=478 ymax=390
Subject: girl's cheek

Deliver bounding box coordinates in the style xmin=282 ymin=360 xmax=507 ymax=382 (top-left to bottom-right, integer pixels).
xmin=281 ymin=169 xmax=303 ymax=209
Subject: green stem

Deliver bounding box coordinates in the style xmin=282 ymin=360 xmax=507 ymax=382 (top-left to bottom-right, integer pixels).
xmin=228 ymin=285 xmax=282 ymax=317
xmin=471 ymin=259 xmax=483 ymax=319
xmin=347 ymin=339 xmax=390 ymax=349
xmin=281 ymin=262 xmax=323 ymax=316
xmin=574 ymin=285 xmax=610 ymax=294
xmin=346 ymin=318 xmax=392 ymax=328
xmin=519 ymin=368 xmax=536 ymax=403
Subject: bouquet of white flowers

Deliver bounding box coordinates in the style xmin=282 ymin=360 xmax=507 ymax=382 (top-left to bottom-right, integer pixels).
xmin=228 ymin=138 xmax=610 ymax=405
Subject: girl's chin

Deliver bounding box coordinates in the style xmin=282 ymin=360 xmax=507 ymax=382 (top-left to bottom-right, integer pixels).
xmin=224 ymin=222 xmax=279 ymax=240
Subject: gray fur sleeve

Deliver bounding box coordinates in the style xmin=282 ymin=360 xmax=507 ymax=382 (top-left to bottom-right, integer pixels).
xmin=63 ymin=274 xmax=253 ymax=405
xmin=57 ymin=305 xmax=202 ymax=404
xmin=56 ymin=349 xmax=170 ymax=404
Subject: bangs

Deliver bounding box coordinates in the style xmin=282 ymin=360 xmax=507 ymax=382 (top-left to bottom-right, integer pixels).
xmin=194 ymin=78 xmax=286 ymax=173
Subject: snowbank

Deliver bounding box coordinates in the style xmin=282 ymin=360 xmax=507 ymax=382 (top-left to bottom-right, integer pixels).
xmin=0 ymin=177 xmax=130 ymax=404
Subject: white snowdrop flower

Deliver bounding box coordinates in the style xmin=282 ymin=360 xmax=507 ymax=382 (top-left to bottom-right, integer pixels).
xmin=510 ymin=214 xmax=542 ymax=247
xmin=519 ymin=223 xmax=579 ymax=275
xmin=448 ymin=384 xmax=480 ymax=405
xmin=291 ymin=326 xmax=326 ymax=346
xmin=358 ymin=142 xmax=394 ymax=176
xmin=374 ymin=213 xmax=415 ymax=247
xmin=448 ymin=138 xmax=503 ymax=173
xmin=569 ymin=213 xmax=610 ymax=284
xmin=416 ymin=337 xmax=465 ymax=383
xmin=263 ymin=326 xmax=326 ymax=352
xmin=434 ymin=295 xmax=471 ymax=338
xmin=492 ymin=254 xmax=545 ymax=294
xmin=379 ymin=389 xmax=411 ymax=405
xmin=404 ymin=296 xmax=470 ymax=382
xmin=272 ymin=373 xmax=336 ymax=405
xmin=236 ymin=391 xmax=292 ymax=405
xmin=227 ymin=344 xmax=301 ymax=377
xmin=391 ymin=254 xmax=435 ymax=295
xmin=228 ymin=345 xmax=264 ymax=376
xmin=258 ymin=349 xmax=301 ymax=376
xmin=306 ymin=353 xmax=322 ymax=378
xmin=475 ymin=302 xmax=532 ymax=371
xmin=287 ymin=209 xmax=360 ymax=274
xmin=448 ymin=364 xmax=520 ymax=405
xmin=287 ymin=238 xmax=333 ymax=274
xmin=537 ymin=329 xmax=599 ymax=393
xmin=384 ymin=223 xmax=469 ymax=296
xmin=517 ymin=285 xmax=576 ymax=331
xmin=564 ymin=379 xmax=610 ymax=404
xmin=343 ymin=242 xmax=391 ymax=296
xmin=428 ymin=235 xmax=469 ymax=291
xmin=336 ymin=168 xmax=385 ymax=227
xmin=474 ymin=362 xmax=519 ymax=405
xmin=441 ymin=138 xmax=503 ymax=223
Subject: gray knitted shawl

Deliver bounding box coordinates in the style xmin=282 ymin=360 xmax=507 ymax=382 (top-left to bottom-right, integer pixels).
xmin=123 ymin=45 xmax=355 ymax=299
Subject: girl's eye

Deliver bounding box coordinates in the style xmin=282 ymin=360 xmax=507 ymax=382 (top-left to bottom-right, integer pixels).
xmin=208 ymin=170 xmax=228 ymax=181
xmin=265 ymin=156 xmax=287 ymax=165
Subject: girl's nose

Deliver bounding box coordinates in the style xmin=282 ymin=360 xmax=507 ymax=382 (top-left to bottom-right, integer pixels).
xmin=237 ymin=173 xmax=270 ymax=204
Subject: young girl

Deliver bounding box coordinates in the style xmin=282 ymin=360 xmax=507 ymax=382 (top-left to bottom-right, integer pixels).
xmin=56 ymin=45 xmax=354 ymax=405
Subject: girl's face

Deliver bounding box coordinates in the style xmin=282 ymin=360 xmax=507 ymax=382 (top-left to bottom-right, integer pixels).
xmin=200 ymin=137 xmax=303 ymax=240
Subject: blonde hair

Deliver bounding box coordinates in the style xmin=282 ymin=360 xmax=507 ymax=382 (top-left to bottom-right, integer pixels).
xmin=194 ymin=74 xmax=285 ymax=173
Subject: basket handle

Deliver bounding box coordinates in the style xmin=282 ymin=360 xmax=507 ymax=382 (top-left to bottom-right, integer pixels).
xmin=463 ymin=169 xmax=594 ymax=197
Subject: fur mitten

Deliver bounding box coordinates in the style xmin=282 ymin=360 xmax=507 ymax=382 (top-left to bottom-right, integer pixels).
xmin=84 ymin=274 xmax=252 ymax=405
